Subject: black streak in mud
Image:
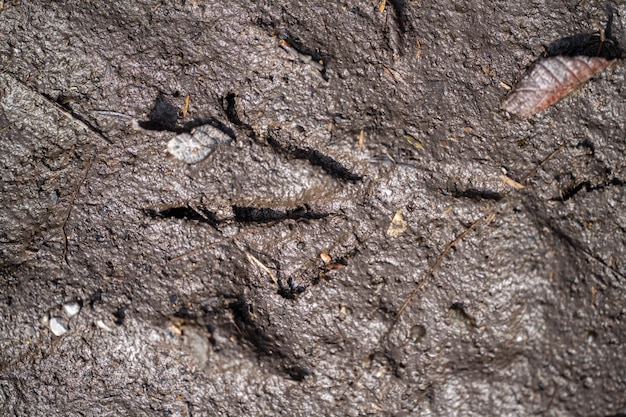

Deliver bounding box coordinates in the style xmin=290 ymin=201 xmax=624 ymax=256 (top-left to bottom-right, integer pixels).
xmin=143 ymin=206 xmax=219 ymax=226
xmin=232 ymin=205 xmax=327 ymax=223
xmin=266 ymin=135 xmax=362 ymax=182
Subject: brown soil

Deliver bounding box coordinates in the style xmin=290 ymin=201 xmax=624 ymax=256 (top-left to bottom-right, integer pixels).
xmin=1 ymin=1 xmax=625 ymax=416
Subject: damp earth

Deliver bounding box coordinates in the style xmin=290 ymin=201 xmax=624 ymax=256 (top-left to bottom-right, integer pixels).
xmin=1 ymin=1 xmax=626 ymax=416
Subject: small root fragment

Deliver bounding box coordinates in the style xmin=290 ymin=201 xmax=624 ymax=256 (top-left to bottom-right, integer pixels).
xmin=246 ymin=252 xmax=278 ymax=285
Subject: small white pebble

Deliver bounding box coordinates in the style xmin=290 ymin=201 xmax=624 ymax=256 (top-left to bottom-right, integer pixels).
xmin=149 ymin=330 xmax=162 ymax=342
xmin=49 ymin=190 xmax=59 ymax=204
xmin=63 ymin=302 xmax=81 ymax=317
xmin=49 ymin=317 xmax=68 ymax=336
xmin=95 ymin=319 xmax=114 ymax=332
xmin=167 ymin=125 xmax=232 ymax=164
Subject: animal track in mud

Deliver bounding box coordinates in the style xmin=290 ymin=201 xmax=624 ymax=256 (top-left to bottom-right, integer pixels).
xmin=146 ymin=93 xmax=372 ymax=379
xmin=169 ymin=293 xmax=313 ymax=381
xmin=146 ymin=109 xmax=367 ymax=290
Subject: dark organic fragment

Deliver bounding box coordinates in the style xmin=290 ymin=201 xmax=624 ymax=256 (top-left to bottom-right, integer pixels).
xmin=501 ymin=56 xmax=613 ymax=117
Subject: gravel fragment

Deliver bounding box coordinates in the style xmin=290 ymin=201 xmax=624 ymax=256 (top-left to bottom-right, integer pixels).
xmin=63 ymin=301 xmax=81 ymax=317
xmin=49 ymin=317 xmax=68 ymax=336
xmin=167 ymin=125 xmax=232 ymax=164
xmin=95 ymin=319 xmax=114 ymax=332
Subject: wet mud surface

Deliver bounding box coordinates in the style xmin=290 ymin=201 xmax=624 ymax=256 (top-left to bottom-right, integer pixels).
xmin=1 ymin=1 xmax=626 ymax=416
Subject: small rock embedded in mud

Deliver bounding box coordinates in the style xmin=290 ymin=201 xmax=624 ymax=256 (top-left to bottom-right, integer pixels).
xmin=387 ymin=208 xmax=408 ymax=237
xmin=184 ymin=327 xmax=210 ymax=368
xmin=63 ymin=301 xmax=81 ymax=317
xmin=49 ymin=317 xmax=69 ymax=336
xmin=167 ymin=124 xmax=232 ymax=164
xmin=95 ymin=319 xmax=114 ymax=332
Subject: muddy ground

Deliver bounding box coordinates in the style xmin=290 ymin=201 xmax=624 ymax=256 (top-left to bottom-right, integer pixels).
xmin=1 ymin=1 xmax=626 ymax=416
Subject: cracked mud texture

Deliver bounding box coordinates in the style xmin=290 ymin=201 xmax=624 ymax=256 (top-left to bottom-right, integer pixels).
xmin=1 ymin=1 xmax=625 ymax=416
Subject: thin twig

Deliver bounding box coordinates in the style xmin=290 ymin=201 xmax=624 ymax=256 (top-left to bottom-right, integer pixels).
xmin=338 ymin=143 xmax=566 ymax=403
xmin=9 ymin=75 xmax=113 ymax=144
xmin=245 ymin=252 xmax=278 ymax=285
xmin=388 ymin=143 xmax=564 ymax=332
xmin=384 ymin=212 xmax=489 ymax=339
xmin=520 ymin=144 xmax=564 ymax=184
xmin=62 ymin=154 xmax=95 ymax=265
